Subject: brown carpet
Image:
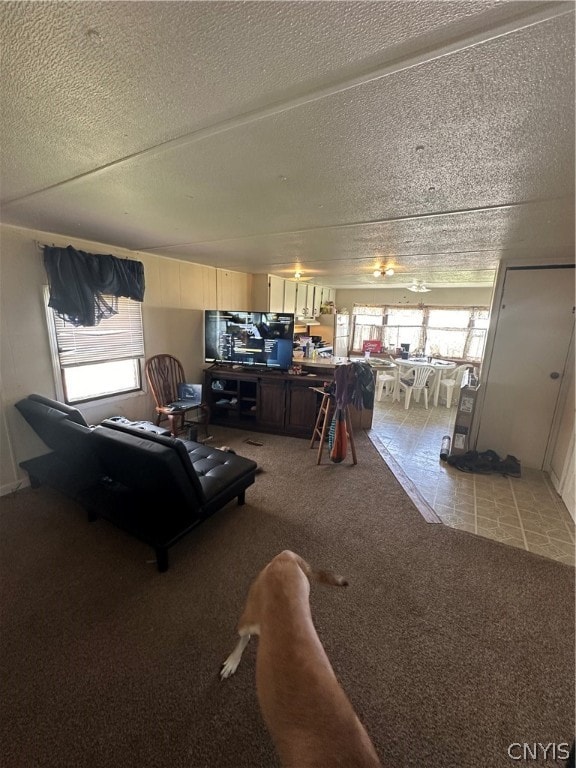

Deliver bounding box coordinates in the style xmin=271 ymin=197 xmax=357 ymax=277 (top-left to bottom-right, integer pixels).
xmin=1 ymin=427 xmax=574 ymax=768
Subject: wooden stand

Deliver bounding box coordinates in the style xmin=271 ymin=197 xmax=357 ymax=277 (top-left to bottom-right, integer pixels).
xmin=309 ymin=388 xmax=357 ymax=465
xmin=204 ymin=366 xmax=375 ymax=438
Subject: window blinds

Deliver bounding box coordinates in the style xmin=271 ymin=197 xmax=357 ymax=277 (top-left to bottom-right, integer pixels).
xmin=52 ymin=295 xmax=144 ymax=367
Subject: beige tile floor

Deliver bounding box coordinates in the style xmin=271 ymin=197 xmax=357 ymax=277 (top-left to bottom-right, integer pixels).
xmin=369 ymin=391 xmax=575 ymax=566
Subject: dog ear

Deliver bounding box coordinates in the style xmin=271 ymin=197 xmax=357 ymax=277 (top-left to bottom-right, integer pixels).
xmin=288 ymin=552 xmax=348 ymax=588
xmin=312 ymin=570 xmax=348 ymax=587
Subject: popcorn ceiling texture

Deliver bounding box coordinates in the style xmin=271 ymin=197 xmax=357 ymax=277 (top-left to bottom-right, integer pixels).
xmin=1 ymin=1 xmax=574 ymax=288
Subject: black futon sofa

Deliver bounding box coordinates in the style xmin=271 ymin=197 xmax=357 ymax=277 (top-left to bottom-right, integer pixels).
xmin=15 ymin=394 xmax=257 ymax=571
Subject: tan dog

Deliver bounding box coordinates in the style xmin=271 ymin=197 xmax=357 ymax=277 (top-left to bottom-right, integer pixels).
xmin=221 ymin=550 xmax=382 ymax=768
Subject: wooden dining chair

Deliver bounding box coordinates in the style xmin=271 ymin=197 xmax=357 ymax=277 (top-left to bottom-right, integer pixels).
xmin=397 ymin=365 xmax=436 ymax=409
xmin=145 ymin=354 xmax=206 ymax=437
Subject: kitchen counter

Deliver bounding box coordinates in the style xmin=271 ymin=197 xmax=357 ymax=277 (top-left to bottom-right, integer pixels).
xmin=294 ymin=356 xmax=395 ymax=370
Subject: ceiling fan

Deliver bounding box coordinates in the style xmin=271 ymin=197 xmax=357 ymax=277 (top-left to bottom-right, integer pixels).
xmin=407 ymin=281 xmax=431 ymax=293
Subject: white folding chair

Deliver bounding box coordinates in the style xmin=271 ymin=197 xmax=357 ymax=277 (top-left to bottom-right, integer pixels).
xmin=397 ymin=365 xmax=435 ymax=409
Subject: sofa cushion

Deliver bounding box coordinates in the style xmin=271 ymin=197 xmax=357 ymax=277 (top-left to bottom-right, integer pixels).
xmin=182 ymin=443 xmax=257 ymax=504
xmin=90 ymin=426 xmax=203 ymax=510
xmin=97 ymin=421 xmax=257 ymax=505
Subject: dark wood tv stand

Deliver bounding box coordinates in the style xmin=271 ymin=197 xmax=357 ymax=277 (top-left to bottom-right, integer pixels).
xmin=204 ymin=366 xmax=373 ymax=438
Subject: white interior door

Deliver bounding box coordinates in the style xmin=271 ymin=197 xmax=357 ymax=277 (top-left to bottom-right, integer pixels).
xmin=476 ymin=266 xmax=575 ymax=469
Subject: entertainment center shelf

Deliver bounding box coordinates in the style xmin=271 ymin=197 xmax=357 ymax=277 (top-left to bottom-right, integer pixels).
xmin=204 ymin=366 xmax=373 ymax=438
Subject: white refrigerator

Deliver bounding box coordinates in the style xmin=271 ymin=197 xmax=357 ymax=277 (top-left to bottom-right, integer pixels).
xmin=317 ymin=313 xmax=350 ymax=357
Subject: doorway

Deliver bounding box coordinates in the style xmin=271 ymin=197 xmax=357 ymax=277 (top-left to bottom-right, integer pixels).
xmin=476 ymin=265 xmax=575 ymax=470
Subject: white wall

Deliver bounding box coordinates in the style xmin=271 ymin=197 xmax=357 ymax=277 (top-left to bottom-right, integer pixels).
xmin=0 ymin=224 xmax=251 ymax=494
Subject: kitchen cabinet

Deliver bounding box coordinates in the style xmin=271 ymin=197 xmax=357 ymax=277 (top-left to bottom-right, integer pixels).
xmin=283 ymin=279 xmax=298 ymax=314
xmin=285 ymin=378 xmax=319 ymax=435
xmin=253 ymin=274 xmax=284 ymax=312
xmin=257 ymin=379 xmax=286 ymax=430
xmin=268 ymin=275 xmax=285 ymax=312
xmin=295 ymin=282 xmax=310 ymax=316
xmin=252 ymin=275 xmax=335 ymax=316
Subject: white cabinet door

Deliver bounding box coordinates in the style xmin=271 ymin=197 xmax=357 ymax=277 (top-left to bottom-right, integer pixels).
xmin=476 ymin=265 xmax=575 ymax=469
xmin=296 ymin=283 xmax=309 ymax=316
xmin=284 ymin=280 xmax=298 ymax=314
xmin=319 ymin=286 xmax=336 ymax=306
xmin=309 ymin=285 xmax=320 ymax=316
xmin=269 ymin=275 xmax=285 ymax=312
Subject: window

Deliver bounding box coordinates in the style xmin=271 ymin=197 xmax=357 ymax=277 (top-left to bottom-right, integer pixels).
xmin=383 ymin=307 xmax=425 ymax=352
xmin=426 ymin=308 xmax=471 ymax=359
xmin=45 ymin=287 xmax=145 ymax=403
xmin=351 ymin=304 xmax=488 ymax=362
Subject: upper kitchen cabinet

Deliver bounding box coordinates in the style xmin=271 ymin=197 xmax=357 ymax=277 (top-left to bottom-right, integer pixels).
xmin=252 ymin=275 xmax=335 ymax=316
xmin=253 ymin=274 xmax=284 ymax=311
xmin=319 ymin=286 xmax=336 ymax=308
xmin=283 ymin=279 xmax=298 ymax=314
xmin=295 ymin=283 xmax=325 ymax=318
xmin=268 ymin=275 xmax=285 ymax=312
xmin=295 ymin=282 xmax=311 ymax=317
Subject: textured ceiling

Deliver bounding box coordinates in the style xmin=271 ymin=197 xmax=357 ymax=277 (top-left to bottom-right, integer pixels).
xmin=1 ymin=1 xmax=574 ymax=289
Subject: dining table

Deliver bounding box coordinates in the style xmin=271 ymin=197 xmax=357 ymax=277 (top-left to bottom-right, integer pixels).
xmin=392 ymin=357 xmax=457 ymax=406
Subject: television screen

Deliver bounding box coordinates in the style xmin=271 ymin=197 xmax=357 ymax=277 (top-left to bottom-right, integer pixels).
xmin=204 ymin=310 xmax=295 ymax=370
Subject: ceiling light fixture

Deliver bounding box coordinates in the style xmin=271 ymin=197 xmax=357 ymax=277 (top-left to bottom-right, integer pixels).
xmin=385 ymin=267 xmax=395 ymax=276
xmin=294 ymin=271 xmax=302 ymax=280
xmin=373 ymin=268 xmax=382 ymax=277
xmin=407 ymin=281 xmax=431 ymax=293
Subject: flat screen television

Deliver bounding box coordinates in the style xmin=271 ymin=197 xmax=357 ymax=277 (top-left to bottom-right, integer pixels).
xmin=204 ymin=310 xmax=295 ymax=370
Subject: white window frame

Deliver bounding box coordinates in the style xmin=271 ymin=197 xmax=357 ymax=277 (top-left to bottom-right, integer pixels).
xmin=351 ymin=304 xmax=489 ymax=362
xmin=44 ymin=286 xmax=145 ymax=404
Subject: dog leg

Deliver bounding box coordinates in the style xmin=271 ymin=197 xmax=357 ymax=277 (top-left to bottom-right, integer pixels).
xmin=220 ymin=632 xmax=251 ymax=679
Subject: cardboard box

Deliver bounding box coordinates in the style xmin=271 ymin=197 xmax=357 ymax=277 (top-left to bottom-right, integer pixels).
xmin=451 ymin=370 xmax=480 ymax=454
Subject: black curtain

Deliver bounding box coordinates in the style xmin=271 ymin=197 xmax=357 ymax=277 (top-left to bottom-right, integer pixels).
xmin=43 ymin=245 xmax=145 ymax=327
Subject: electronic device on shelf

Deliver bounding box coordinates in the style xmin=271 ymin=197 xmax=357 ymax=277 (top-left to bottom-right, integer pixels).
xmin=204 ymin=310 xmax=295 ymax=371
